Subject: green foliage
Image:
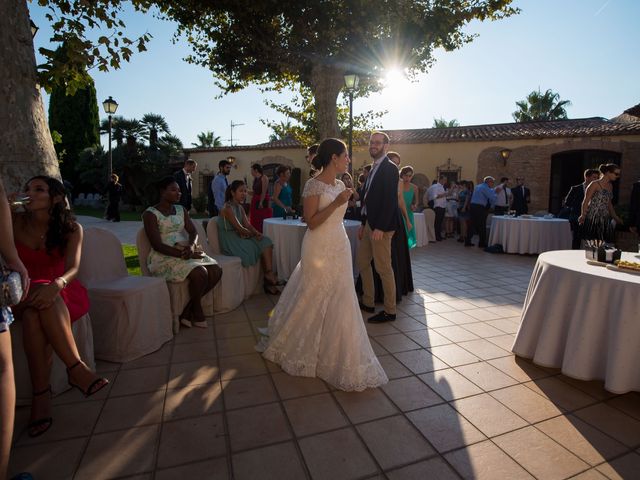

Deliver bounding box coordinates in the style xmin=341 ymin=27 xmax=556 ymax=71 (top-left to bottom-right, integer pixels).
xmin=513 ymin=88 xmax=572 ymax=122
xmin=140 ymin=113 xmax=171 ymax=147
xmin=433 ymin=118 xmax=460 ymax=128
xmin=192 ymin=194 xmax=207 ymax=213
xmin=192 ymin=131 xmax=222 ymax=148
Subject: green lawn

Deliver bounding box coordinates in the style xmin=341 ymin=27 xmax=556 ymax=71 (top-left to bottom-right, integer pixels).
xmin=122 ymin=244 xmax=141 ymax=276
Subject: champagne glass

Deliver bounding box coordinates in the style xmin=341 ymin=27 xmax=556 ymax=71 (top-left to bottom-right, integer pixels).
xmin=10 ymin=195 xmax=31 ymax=207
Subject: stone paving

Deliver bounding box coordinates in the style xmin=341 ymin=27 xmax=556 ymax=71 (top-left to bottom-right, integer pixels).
xmin=8 ymin=222 xmax=640 ymax=479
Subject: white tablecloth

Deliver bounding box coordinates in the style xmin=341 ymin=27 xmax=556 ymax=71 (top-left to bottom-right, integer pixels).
xmin=488 ymin=216 xmax=571 ymax=254
xmin=263 ymin=218 xmax=361 ymax=280
xmin=512 ymin=250 xmax=640 ymax=393
xmin=413 ymin=212 xmax=428 ymax=247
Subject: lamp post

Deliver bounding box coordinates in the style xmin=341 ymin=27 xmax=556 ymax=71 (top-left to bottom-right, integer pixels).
xmin=102 ymin=96 xmax=119 ymax=179
xmin=29 ymin=19 xmax=39 ymax=38
xmin=343 ymin=73 xmax=359 ymax=171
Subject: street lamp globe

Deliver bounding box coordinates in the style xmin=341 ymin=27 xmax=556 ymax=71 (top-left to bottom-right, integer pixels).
xmin=102 ymin=96 xmax=119 ymax=115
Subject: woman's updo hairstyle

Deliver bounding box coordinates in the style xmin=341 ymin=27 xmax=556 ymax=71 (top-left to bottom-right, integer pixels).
xmin=225 ymin=180 xmax=245 ymax=202
xmin=400 ymin=166 xmax=414 ymax=176
xmin=312 ymin=138 xmax=346 ymax=171
xmin=599 ymin=163 xmax=619 ymax=175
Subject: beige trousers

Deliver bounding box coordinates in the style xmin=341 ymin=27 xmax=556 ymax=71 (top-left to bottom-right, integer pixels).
xmin=356 ymin=223 xmax=396 ymax=315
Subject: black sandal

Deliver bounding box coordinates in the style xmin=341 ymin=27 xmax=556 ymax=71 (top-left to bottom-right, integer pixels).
xmin=67 ymin=361 xmax=109 ymax=397
xmin=28 ymin=386 xmax=53 ymax=438
xmin=263 ymin=282 xmax=280 ymax=295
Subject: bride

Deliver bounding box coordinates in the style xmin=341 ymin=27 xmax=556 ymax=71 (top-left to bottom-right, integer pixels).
xmin=258 ymin=138 xmax=388 ymax=391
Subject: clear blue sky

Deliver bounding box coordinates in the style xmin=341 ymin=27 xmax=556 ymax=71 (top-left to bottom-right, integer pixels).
xmin=29 ymin=0 xmax=640 ymax=148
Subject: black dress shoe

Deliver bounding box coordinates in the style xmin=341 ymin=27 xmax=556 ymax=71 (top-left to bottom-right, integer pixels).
xmin=359 ymin=302 xmax=375 ymax=313
xmin=368 ymin=311 xmax=396 ymax=323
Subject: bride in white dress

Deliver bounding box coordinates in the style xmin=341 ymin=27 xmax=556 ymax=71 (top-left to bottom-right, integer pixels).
xmin=259 ymin=138 xmax=388 ymax=391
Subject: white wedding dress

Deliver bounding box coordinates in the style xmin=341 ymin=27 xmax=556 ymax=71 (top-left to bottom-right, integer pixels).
xmin=260 ymin=178 xmax=388 ymax=391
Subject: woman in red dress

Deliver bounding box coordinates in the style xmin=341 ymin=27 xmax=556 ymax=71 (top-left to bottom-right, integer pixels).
xmin=249 ymin=163 xmax=273 ymax=232
xmin=12 ymin=176 xmax=108 ymax=437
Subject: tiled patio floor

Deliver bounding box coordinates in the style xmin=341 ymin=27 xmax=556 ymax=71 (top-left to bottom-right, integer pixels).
xmin=8 ymin=239 xmax=640 ymax=479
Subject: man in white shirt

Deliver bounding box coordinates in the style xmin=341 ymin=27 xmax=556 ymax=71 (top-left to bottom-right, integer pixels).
xmin=431 ymin=176 xmax=447 ymax=241
xmin=493 ymin=177 xmax=512 ymax=215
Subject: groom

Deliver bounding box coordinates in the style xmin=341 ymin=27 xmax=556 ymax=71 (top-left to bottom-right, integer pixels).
xmin=357 ymin=131 xmax=399 ymax=323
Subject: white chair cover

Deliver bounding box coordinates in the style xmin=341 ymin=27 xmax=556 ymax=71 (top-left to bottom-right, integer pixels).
xmin=423 ymin=208 xmax=436 ymax=243
xmin=79 ymin=228 xmax=173 ymax=362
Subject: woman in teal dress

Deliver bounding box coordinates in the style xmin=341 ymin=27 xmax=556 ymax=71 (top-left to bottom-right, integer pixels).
xmin=143 ymin=177 xmax=222 ymax=328
xmin=218 ymin=180 xmax=281 ymax=294
xmin=399 ymin=166 xmax=418 ymax=249
xmin=272 ymin=165 xmax=294 ymax=218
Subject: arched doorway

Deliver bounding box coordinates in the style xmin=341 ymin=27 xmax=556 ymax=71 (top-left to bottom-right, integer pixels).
xmin=549 ymin=149 xmax=621 ymax=213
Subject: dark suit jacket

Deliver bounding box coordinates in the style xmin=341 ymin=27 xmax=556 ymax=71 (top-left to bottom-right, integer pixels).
xmin=361 ymin=157 xmax=399 ymax=232
xmin=629 ymin=181 xmax=640 ymax=230
xmin=174 ymin=170 xmax=192 ymax=210
xmin=563 ymin=183 xmax=586 ymax=221
xmin=511 ymin=185 xmax=530 ymax=214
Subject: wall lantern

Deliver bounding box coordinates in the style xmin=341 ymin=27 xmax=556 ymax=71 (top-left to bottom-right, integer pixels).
xmin=499 ymin=148 xmax=512 ymax=166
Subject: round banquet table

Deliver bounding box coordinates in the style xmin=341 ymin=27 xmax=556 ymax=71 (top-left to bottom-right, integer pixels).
xmin=263 ymin=218 xmax=361 ymax=280
xmin=512 ymin=250 xmax=640 ymax=393
xmin=412 ymin=212 xmax=428 ymax=247
xmin=488 ymin=216 xmax=571 ymax=254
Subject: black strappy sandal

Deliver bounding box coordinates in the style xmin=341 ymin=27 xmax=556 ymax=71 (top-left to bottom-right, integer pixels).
xmin=28 ymin=386 xmax=53 ymax=438
xmin=67 ymin=361 xmax=109 ymax=397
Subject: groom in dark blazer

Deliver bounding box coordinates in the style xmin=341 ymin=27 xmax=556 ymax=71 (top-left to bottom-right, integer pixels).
xmin=511 ymin=177 xmax=530 ymax=215
xmin=563 ymin=168 xmax=600 ymax=248
xmin=174 ymin=158 xmax=197 ymax=211
xmin=357 ymin=131 xmax=400 ymax=323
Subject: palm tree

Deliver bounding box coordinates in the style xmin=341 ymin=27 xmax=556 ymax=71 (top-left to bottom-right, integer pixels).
xmin=140 ymin=113 xmax=171 ymax=147
xmin=100 ymin=115 xmax=125 ymax=146
xmin=433 ymin=118 xmax=460 ymax=128
xmin=158 ymin=134 xmax=184 ymax=155
xmin=191 ymin=131 xmax=222 ymax=148
xmin=513 ymin=89 xmax=572 ymax=122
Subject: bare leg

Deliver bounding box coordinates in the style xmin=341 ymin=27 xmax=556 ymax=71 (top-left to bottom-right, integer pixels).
xmin=0 ymin=331 xmax=14 ymax=479
xmin=260 ymin=245 xmax=277 ymax=284
xmin=186 ymin=266 xmax=209 ymax=323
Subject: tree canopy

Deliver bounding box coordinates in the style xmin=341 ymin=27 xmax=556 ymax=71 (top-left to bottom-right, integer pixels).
xmin=433 ymin=118 xmax=460 ymax=128
xmin=512 ymin=88 xmax=572 ymax=122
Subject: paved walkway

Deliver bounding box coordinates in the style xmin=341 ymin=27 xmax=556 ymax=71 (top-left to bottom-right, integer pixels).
xmin=76 ymin=216 xmax=142 ymax=245
xmin=8 ymin=234 xmax=640 ymax=479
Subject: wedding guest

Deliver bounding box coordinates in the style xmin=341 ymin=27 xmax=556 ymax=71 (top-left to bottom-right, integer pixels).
xmin=249 ymin=164 xmax=272 ymax=232
xmin=457 ymin=181 xmax=472 ymax=242
xmin=563 ymin=169 xmax=600 ymax=248
xmin=12 ymin=176 xmax=109 ymax=438
xmin=1 ymin=178 xmax=29 ymax=479
xmin=105 ymin=173 xmax=123 ymax=222
xmin=465 ymin=176 xmax=502 ymax=248
xmin=399 ymin=166 xmax=418 ymax=248
xmin=444 ymin=180 xmax=459 ymax=238
xmin=511 ymin=176 xmax=530 ymax=215
xmin=210 ymin=159 xmax=232 ymax=217
xmin=143 ymin=177 xmax=222 ymax=328
xmin=341 ymin=172 xmax=360 ymax=220
xmin=174 ymin=158 xmax=197 ymax=212
xmin=431 ymin=175 xmax=447 ymax=241
xmin=218 ymin=180 xmax=280 ymax=294
xmin=579 ymin=164 xmax=623 ymax=243
xmin=493 ymin=177 xmax=511 ymax=216
xmin=272 ymin=165 xmax=294 ymax=218
xmin=630 ymin=178 xmax=640 ymax=235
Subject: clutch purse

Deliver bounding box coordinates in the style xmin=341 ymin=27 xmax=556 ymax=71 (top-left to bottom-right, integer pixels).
xmin=1 ymin=266 xmax=23 ymax=307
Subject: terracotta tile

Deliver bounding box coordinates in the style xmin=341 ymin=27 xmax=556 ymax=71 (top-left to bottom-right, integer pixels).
xmin=121 ymin=343 xmax=172 ymax=370
xmin=222 ymin=374 xmax=277 ymax=409
xmin=455 ymin=362 xmax=519 ymax=391
xmin=299 ymin=427 xmax=378 ymax=480
xmin=386 ymin=457 xmax=459 ymax=480
xmin=490 ymin=384 xmax=563 ymax=423
xmin=226 ymin=403 xmax=292 ymax=451
xmin=219 ymin=353 xmax=267 ymax=380
xmin=365 ymin=322 xmax=400 ymax=336
xmin=419 ymin=368 xmax=483 ymax=401
xmin=486 ymin=333 xmax=517 ymax=350
xmin=453 ymin=393 xmax=528 ymax=437
xmin=445 ymin=439 xmax=534 ymax=479
xmin=574 ymin=403 xmax=640 ymax=447
xmin=523 ymin=376 xmax=597 ymax=411
xmin=334 ymin=388 xmax=398 ymax=423
xmin=434 ymin=325 xmax=479 ymax=343
xmin=596 ymin=452 xmax=640 ymax=480
xmin=422 ymin=314 xmax=454 ymax=328
xmin=357 ymin=415 xmax=435 ymax=469
xmin=430 ymin=344 xmax=482 ymax=368
xmin=8 ymin=438 xmax=86 ymax=480
xmin=271 ymin=371 xmax=328 ymax=399
xmin=156 ymin=457 xmax=229 ymax=480
xmin=439 ymin=311 xmax=478 ymax=325
xmin=557 ymin=376 xmax=615 ymax=401
xmin=426 ymin=302 xmax=459 ymax=314
xmin=442 ymin=299 xmax=478 ymax=311
xmin=168 ymin=359 xmax=220 ymax=388
xmin=95 ymin=359 xmax=121 ymax=373
xmin=157 ymin=414 xmax=226 ymax=468
xmin=373 ymin=333 xmax=421 ymax=353
xmin=394 ymin=349 xmax=449 ymax=374
xmin=488 ymin=356 xmax=552 ymax=382
xmin=494 ymin=426 xmax=589 ymax=480
xmin=399 ymin=303 xmax=434 ymax=315
xmin=215 ymin=321 xmax=254 ymax=338
xmin=369 ymin=338 xmax=388 ymax=355
xmin=463 ymin=308 xmax=503 ymax=321
xmin=232 ymin=442 xmax=306 ymax=480
xmin=485 ymin=318 xmax=520 ymax=334
xmin=172 ymin=340 xmax=217 ymax=363
xmin=110 ymin=365 xmax=169 ymax=396
xmin=458 ymin=339 xmax=511 ymax=360
xmin=75 ymin=425 xmax=159 ymax=480
xmin=381 ymin=376 xmax=443 ymax=411
xmin=404 ymin=329 xmax=452 ymax=348
xmin=174 ymin=322 xmax=215 ymax=343
xmin=536 ymin=415 xmax=627 ymax=466
xmin=606 ymin=393 xmax=640 ymax=421
xmin=217 ymin=336 xmax=260 ymax=357
xmin=392 ymin=317 xmax=429 ymax=332
xmin=283 ymin=393 xmax=347 ymax=436
xmin=407 ymin=404 xmax=486 ymax=453
xmin=569 ymin=470 xmax=609 ymax=480
xmin=95 ymin=391 xmax=164 ymax=433
xmin=214 ymin=309 xmax=249 ymax=324
xmin=164 ymin=383 xmax=224 ymax=420
xmin=377 ymin=355 xmax=413 ymax=379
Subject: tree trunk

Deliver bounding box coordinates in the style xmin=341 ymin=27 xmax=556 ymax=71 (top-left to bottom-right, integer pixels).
xmin=309 ymin=64 xmax=343 ymax=140
xmin=0 ymin=0 xmax=60 ymax=193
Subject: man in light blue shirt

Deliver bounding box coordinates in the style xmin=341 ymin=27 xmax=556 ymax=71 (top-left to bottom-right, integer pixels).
xmin=465 ymin=176 xmax=502 ymax=248
xmin=210 ymin=159 xmax=232 ymax=216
